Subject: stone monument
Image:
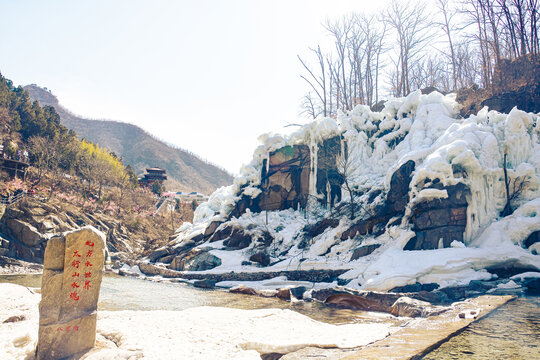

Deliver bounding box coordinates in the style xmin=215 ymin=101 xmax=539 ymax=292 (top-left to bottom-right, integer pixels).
xmin=37 ymin=226 xmax=106 ymax=359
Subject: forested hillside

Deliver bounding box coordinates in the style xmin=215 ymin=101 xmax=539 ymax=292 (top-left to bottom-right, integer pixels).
xmin=25 ymin=85 xmax=233 ymax=194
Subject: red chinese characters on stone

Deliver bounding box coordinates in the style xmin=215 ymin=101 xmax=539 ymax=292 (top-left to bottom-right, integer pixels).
xmin=69 ymin=240 xmax=98 ymax=302
xmin=56 ymin=325 xmax=79 ymax=332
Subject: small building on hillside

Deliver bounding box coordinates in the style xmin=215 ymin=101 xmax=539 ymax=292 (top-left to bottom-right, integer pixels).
xmin=0 ymin=145 xmax=30 ymax=180
xmin=138 ymin=167 xmax=167 ymax=187
xmin=175 ymin=191 xmax=208 ymax=204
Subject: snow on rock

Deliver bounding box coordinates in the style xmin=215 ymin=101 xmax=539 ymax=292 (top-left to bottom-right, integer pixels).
xmin=510 ymin=271 xmax=540 ymax=280
xmin=167 ymin=90 xmax=540 ymax=293
xmin=0 ymin=284 xmax=40 ymax=360
xmin=94 ymin=308 xmax=392 ymax=359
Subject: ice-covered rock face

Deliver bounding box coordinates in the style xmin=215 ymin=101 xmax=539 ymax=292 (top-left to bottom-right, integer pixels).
xmin=166 ymin=90 xmax=539 ymax=292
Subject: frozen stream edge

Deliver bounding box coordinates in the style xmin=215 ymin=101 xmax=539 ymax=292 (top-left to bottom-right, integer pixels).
xmin=282 ymin=294 xmax=516 ymax=359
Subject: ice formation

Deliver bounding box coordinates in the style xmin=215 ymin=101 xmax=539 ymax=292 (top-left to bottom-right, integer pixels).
xmin=172 ymin=90 xmax=540 ymax=291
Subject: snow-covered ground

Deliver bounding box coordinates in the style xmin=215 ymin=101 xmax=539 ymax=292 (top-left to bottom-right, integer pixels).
xmin=0 ymin=283 xmax=395 ymax=359
xmin=168 ymin=90 xmax=539 ymax=292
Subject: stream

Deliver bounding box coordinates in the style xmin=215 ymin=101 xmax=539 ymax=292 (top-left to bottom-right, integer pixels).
xmin=1 ymin=274 xmax=538 ymax=359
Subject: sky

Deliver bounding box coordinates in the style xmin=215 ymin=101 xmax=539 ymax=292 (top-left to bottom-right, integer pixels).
xmin=0 ymin=0 xmax=388 ymax=175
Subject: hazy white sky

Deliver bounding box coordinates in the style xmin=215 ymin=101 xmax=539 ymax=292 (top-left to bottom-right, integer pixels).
xmin=0 ymin=0 xmax=388 ymax=174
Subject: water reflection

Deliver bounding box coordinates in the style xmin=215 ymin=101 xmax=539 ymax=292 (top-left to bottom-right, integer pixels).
xmin=422 ymin=297 xmax=540 ymax=360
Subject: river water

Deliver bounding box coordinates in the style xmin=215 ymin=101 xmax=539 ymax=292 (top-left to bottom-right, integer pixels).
xmin=1 ymin=274 xmax=538 ymax=358
xmin=421 ymin=296 xmax=539 ymax=360
xmin=0 ymin=273 xmax=395 ymax=325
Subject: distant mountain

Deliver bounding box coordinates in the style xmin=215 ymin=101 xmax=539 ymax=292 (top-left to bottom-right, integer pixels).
xmin=24 ymin=85 xmax=233 ymax=194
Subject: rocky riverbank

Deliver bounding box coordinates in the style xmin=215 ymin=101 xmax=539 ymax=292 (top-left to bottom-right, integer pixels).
xmin=0 ymin=255 xmax=42 ymax=275
xmin=112 ymin=260 xmax=540 ymax=319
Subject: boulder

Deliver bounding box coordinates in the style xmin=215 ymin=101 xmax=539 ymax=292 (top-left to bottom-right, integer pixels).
xmin=204 ymin=220 xmax=223 ymax=237
xmin=148 ymin=248 xmax=170 ymax=262
xmin=105 ymin=224 xmax=133 ymax=254
xmin=523 ymin=230 xmax=540 ymax=249
xmin=10 ymin=239 xmax=44 ymax=263
xmin=230 ymin=286 xmax=258 ymax=296
xmin=389 ymin=297 xmax=447 ymax=318
xmin=324 ymin=293 xmax=382 ymax=311
xmin=468 ymin=280 xmax=496 ymax=292
xmin=341 ymin=216 xmax=390 ymax=240
xmin=261 ymin=353 xmax=285 ymax=360
xmin=209 ymin=225 xmax=233 ymax=242
xmin=223 ymin=229 xmax=252 ymax=250
xmin=169 ymin=248 xmax=221 ymax=271
xmin=193 ymin=278 xmax=216 ymax=289
xmin=3 ymin=315 xmax=26 ymax=323
xmin=304 ymin=218 xmax=339 ymax=238
xmin=255 ymin=231 xmax=274 ymax=247
xmin=350 ymin=244 xmax=381 ymax=260
xmin=39 ymin=220 xmax=57 ymax=232
xmin=523 ymin=278 xmax=540 ymax=295
xmin=249 ymin=252 xmax=270 ymax=266
xmin=6 ymin=219 xmax=43 ymax=247
xmin=37 ymin=226 xmax=106 ymax=360
xmin=289 ymin=286 xmax=306 ymax=300
xmin=390 ymin=282 xmax=440 ymax=293
xmin=276 ymin=288 xmax=291 ymax=301
xmin=138 ymin=262 xmax=183 ymax=278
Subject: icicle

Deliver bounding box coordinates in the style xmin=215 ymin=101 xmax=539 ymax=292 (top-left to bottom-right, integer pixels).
xmin=326 ymin=180 xmax=331 ymax=208
xmin=266 ymin=151 xmax=270 ymax=173
xmin=464 ymin=173 xmax=505 ymax=244
xmin=308 ymin=137 xmax=318 ymax=198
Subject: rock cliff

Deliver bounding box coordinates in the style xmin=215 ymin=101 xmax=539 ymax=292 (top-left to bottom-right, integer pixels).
xmin=152 ymin=91 xmax=539 ymax=293
xmin=0 ymin=199 xmax=141 ymax=266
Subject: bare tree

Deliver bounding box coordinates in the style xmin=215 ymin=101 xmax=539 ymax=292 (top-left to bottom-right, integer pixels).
xmin=298 ymin=46 xmax=328 ymax=117
xmin=325 ymin=16 xmax=354 ymax=111
xmin=454 ymin=41 xmax=483 ymax=87
xmin=335 ymin=145 xmax=360 ymax=220
xmin=299 ymin=12 xmax=388 ymax=118
xmin=386 ymin=0 xmax=433 ymax=96
xmin=501 ymin=145 xmax=532 ymax=216
xmin=437 ymin=0 xmax=459 ymax=90
xmin=300 ymin=92 xmax=320 ymax=119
